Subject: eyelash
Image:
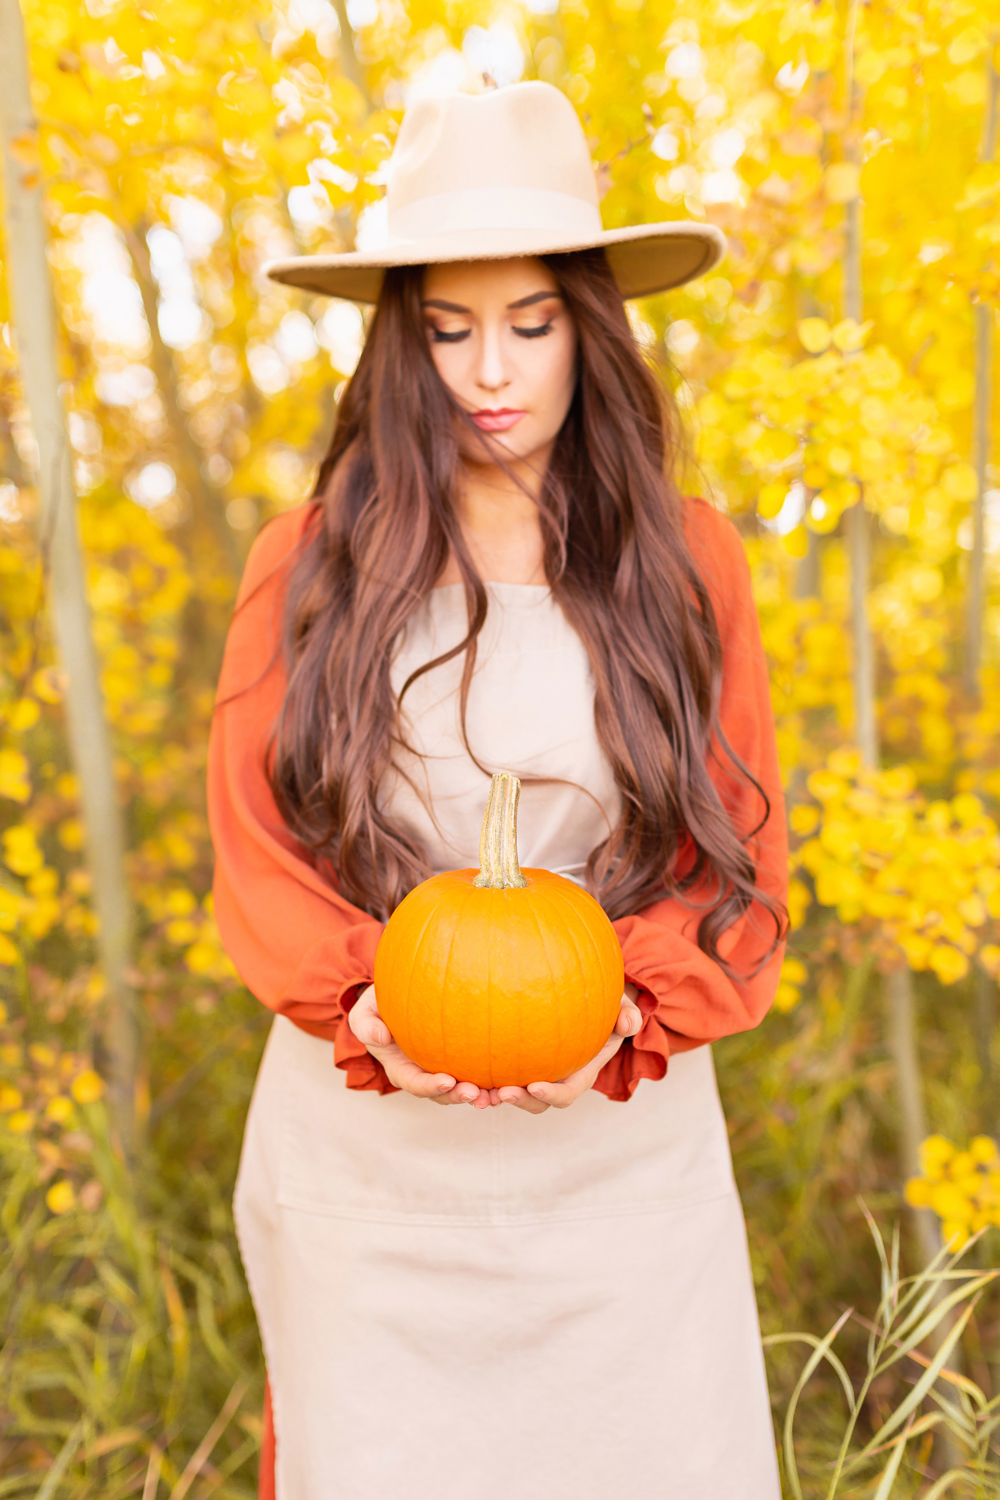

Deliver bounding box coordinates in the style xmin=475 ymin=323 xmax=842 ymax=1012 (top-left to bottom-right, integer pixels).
xmin=429 ymin=321 xmax=555 ymax=344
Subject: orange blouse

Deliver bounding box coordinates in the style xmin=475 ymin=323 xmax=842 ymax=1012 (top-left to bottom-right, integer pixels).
xmin=208 ymin=499 xmax=787 ymax=1101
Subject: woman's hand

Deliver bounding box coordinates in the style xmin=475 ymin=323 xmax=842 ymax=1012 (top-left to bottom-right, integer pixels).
xmin=348 ymin=985 xmax=492 ymax=1107
xmin=494 ymin=986 xmax=643 ymax=1114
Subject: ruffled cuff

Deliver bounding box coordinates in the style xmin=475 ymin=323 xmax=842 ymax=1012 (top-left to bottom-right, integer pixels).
xmin=592 ymin=979 xmax=670 ymax=1101
xmin=335 ymin=983 xmax=399 ymax=1094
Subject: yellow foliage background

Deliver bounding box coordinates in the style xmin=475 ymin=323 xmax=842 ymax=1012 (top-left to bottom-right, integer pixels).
xmin=0 ymin=0 xmax=999 ymax=1492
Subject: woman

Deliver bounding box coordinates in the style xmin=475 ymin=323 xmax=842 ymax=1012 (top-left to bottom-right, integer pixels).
xmin=209 ymin=82 xmax=787 ymax=1500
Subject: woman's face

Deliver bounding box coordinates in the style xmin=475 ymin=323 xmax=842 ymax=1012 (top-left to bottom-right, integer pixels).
xmin=421 ymin=257 xmax=578 ymax=466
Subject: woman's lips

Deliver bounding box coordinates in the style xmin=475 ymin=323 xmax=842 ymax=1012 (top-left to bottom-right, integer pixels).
xmin=470 ymin=408 xmax=525 ymax=432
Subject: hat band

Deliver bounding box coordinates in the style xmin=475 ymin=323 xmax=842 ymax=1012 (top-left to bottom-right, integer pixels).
xmin=387 ymin=187 xmax=603 ymax=244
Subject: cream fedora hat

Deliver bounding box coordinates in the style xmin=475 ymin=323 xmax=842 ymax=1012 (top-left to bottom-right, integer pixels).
xmin=264 ymin=81 xmax=725 ymax=303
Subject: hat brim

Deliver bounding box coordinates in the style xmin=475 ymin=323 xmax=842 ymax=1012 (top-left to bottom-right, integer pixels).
xmin=263 ymin=220 xmax=725 ymax=303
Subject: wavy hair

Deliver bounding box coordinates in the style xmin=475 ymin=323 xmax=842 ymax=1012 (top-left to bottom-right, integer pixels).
xmin=269 ymin=249 xmax=783 ymax=972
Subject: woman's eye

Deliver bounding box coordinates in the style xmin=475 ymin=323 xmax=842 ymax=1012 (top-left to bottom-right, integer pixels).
xmin=430 ymin=327 xmax=471 ymax=344
xmin=513 ymin=322 xmax=554 ymax=340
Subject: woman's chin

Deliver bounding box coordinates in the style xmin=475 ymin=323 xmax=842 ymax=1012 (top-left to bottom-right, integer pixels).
xmin=460 ymin=428 xmax=552 ymax=472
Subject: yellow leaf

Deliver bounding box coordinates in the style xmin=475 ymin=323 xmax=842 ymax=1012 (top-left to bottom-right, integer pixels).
xmin=789 ymin=804 xmax=820 ymax=836
xmin=948 ymin=27 xmax=985 ymax=65
xmin=930 ymin=1182 xmax=970 ymax=1220
xmin=940 ymin=1220 xmax=969 ymax=1249
xmin=825 ymin=162 xmax=861 ymax=203
xmin=6 ymin=698 xmax=40 ymax=732
xmin=780 ymin=525 xmax=809 ymax=558
xmin=773 ymin=981 xmax=800 ymax=1012
xmin=929 ymin=944 xmax=969 ymax=985
xmin=165 ymin=918 xmax=199 ymax=945
xmin=58 ymin=819 xmax=85 ymax=851
xmin=978 ymin=944 xmax=1000 ymax=976
xmin=2 ymin=825 xmax=42 ymax=876
xmin=920 ymin=1135 xmax=955 ymax=1171
xmin=787 ymin=878 xmax=811 ymax=929
xmin=904 ymin=1176 xmax=932 ymax=1207
xmin=71 ymin=1069 xmax=105 ymax=1105
xmin=0 ymin=933 xmax=19 ymax=965
xmin=0 ymin=1086 xmax=23 ymax=1112
xmin=757 ymin=483 xmax=788 ymax=519
xmin=32 ymin=667 xmax=65 ymax=703
xmin=831 ymin=319 xmax=872 ymax=353
xmin=0 ymin=749 xmax=31 ymax=804
xmin=797 ymin=317 xmax=831 ymax=354
xmin=46 ymin=1180 xmax=76 ymax=1215
xmin=942 ymin=464 xmax=977 ymax=501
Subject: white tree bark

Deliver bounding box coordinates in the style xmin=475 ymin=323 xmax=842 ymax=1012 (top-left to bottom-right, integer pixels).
xmin=0 ymin=0 xmax=137 ymax=1152
xmin=840 ymin=6 xmax=939 ymax=1276
xmin=966 ymin=54 xmax=999 ymax=1127
xmin=964 ymin=54 xmax=999 ymax=697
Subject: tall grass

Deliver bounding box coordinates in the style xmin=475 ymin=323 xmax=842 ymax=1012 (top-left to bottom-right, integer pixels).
xmin=766 ymin=1210 xmax=999 ymax=1496
xmin=0 ymin=992 xmax=267 ymax=1498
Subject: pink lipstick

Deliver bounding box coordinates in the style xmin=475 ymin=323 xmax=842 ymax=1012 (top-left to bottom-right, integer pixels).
xmin=471 ymin=408 xmax=525 ymax=432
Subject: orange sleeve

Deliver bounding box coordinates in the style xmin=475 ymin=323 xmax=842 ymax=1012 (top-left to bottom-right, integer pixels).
xmin=594 ymin=500 xmax=788 ymax=1101
xmin=207 ymin=504 xmax=394 ymax=1093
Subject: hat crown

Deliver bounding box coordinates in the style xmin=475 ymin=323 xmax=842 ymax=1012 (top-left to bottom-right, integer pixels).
xmin=384 ymin=82 xmax=602 ymax=244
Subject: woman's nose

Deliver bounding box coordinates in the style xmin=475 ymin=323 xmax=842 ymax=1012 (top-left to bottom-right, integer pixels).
xmin=475 ymin=325 xmax=509 ymax=394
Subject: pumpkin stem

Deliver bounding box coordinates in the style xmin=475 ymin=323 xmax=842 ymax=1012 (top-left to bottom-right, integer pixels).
xmin=474 ymin=771 xmax=528 ymax=889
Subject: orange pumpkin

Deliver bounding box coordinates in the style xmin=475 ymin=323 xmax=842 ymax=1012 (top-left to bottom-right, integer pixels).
xmin=374 ymin=771 xmax=624 ymax=1088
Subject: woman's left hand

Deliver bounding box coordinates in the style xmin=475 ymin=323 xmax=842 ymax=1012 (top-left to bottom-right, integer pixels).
xmin=494 ymin=986 xmax=643 ymax=1114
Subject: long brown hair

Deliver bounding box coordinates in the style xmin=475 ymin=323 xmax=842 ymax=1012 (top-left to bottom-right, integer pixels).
xmin=269 ymin=248 xmax=783 ymax=971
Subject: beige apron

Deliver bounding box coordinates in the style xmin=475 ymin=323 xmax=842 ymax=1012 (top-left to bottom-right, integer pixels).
xmin=234 ymin=583 xmax=779 ymax=1499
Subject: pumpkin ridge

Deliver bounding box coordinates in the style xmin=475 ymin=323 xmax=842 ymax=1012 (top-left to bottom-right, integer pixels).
xmin=564 ymin=891 xmax=610 ymax=1066
xmin=564 ymin=885 xmax=610 ymax=1012
xmin=393 ymin=886 xmax=450 ymax=1061
xmin=523 ymin=890 xmax=562 ymax=1084
xmin=440 ymin=882 xmax=478 ymax=1081
xmin=555 ymin=891 xmax=588 ymax=1068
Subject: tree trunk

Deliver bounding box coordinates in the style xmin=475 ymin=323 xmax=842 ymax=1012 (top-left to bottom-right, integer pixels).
xmin=966 ymin=56 xmax=999 ymax=1126
xmin=0 ymin=0 xmax=137 ymax=1154
xmin=885 ymin=969 xmax=941 ymax=1267
xmin=974 ymin=968 xmax=996 ymax=1136
xmin=330 ymin=0 xmax=374 ymax=113
xmin=964 ymin=54 xmax=999 ymax=697
xmin=840 ymin=6 xmax=939 ymax=1275
xmin=118 ymin=217 xmax=240 ymax=576
xmin=846 ymin=499 xmax=878 ymax=767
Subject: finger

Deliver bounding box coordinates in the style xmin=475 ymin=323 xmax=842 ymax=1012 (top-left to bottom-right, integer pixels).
xmin=615 ymin=999 xmax=643 ymax=1037
xmin=352 ymin=1011 xmax=393 ymax=1048
xmin=349 ymin=987 xmax=394 ymax=1048
xmin=498 ymin=1085 xmax=550 ymax=1114
xmin=432 ymin=1081 xmax=483 ymax=1106
xmin=525 ymin=1080 xmax=580 ymax=1109
xmin=368 ymin=1042 xmax=457 ymax=1098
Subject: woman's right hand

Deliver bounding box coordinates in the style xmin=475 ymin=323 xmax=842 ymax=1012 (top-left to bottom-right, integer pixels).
xmin=348 ymin=985 xmax=491 ymax=1107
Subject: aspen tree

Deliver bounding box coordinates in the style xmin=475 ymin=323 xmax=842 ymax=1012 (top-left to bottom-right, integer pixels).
xmin=839 ymin=0 xmax=940 ymax=1271
xmin=968 ymin=47 xmax=999 ymax=1128
xmin=0 ymin=0 xmax=137 ymax=1152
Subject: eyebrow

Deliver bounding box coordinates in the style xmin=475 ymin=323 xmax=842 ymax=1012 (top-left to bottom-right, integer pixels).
xmin=420 ymin=290 xmax=563 ymax=313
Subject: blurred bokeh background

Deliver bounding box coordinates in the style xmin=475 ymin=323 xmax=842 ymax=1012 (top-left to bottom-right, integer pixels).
xmin=0 ymin=0 xmax=999 ymax=1492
